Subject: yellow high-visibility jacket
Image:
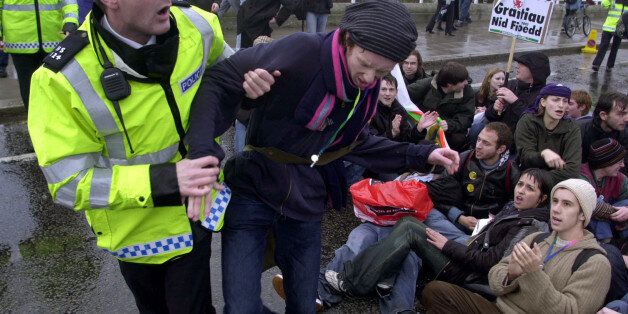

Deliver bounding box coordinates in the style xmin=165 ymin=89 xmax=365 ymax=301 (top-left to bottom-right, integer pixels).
xmin=28 ymin=5 xmax=231 ymax=264
xmin=0 ymin=0 xmax=79 ymax=53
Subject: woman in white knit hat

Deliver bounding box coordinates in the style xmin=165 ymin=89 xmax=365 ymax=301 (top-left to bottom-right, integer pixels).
xmin=421 ymin=178 xmax=612 ymax=313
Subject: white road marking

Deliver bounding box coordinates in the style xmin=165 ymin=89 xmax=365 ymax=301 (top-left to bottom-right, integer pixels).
xmin=0 ymin=153 xmax=37 ymax=164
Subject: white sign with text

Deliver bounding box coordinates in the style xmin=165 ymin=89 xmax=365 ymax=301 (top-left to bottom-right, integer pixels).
xmin=488 ymin=0 xmax=554 ymax=44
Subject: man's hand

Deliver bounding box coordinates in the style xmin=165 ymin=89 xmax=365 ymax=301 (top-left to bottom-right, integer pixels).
xmin=494 ymin=98 xmax=505 ymax=115
xmin=186 ymin=181 xmax=225 ymax=222
xmin=426 ymin=228 xmax=448 ymax=250
xmin=0 ymin=41 xmax=5 ymax=51
xmin=269 ymin=17 xmax=278 ymax=28
xmin=176 ymin=156 xmax=221 ymax=196
xmin=496 ymin=87 xmax=518 ymax=104
xmin=211 ymin=2 xmax=220 ymax=12
xmin=243 ymin=69 xmax=281 ymax=99
xmin=475 ymin=106 xmax=486 ymax=115
xmin=457 ymin=215 xmax=478 ymax=231
xmin=597 ymin=308 xmax=621 ymax=314
xmin=427 ymin=148 xmax=460 ymax=175
xmin=512 ymin=242 xmax=543 ymax=274
xmin=417 ymin=111 xmax=439 ymax=132
xmin=611 ymin=206 xmax=628 ymax=222
xmin=506 ymin=253 xmax=524 ymax=283
xmin=438 ymin=119 xmax=448 ymax=131
xmin=541 ymin=149 xmax=566 ymax=169
xmin=391 ymin=114 xmax=402 ymax=138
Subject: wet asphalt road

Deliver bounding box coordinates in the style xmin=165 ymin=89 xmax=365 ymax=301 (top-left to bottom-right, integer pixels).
xmin=0 ymin=51 xmax=626 ymax=313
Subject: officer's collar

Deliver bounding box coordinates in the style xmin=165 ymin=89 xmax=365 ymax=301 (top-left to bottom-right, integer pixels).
xmin=101 ymin=15 xmax=156 ymax=49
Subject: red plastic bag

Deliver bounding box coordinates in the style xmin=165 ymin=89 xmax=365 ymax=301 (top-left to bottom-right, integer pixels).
xmin=350 ymin=179 xmax=434 ymax=226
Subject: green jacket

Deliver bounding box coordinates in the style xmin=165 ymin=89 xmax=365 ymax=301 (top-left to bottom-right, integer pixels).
xmin=0 ymin=0 xmax=78 ymax=53
xmin=602 ymin=0 xmax=625 ymax=33
xmin=28 ymin=6 xmax=230 ymax=264
xmin=514 ymin=114 xmax=582 ymax=185
xmin=407 ymin=76 xmax=475 ymax=135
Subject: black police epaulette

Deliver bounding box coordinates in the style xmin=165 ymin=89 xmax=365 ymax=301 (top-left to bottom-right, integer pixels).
xmin=172 ymin=0 xmax=191 ymax=7
xmin=43 ymin=30 xmax=90 ymax=73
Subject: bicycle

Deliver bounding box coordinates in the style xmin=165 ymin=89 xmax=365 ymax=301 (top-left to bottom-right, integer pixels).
xmin=563 ymin=3 xmax=592 ymax=38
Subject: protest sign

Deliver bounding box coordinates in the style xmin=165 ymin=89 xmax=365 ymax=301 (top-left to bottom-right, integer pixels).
xmin=488 ymin=0 xmax=554 ymax=44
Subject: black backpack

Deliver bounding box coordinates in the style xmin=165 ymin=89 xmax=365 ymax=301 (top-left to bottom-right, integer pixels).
xmin=532 ymin=232 xmax=604 ymax=273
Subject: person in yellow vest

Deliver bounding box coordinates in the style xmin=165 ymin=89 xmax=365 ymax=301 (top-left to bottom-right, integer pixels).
xmin=27 ymin=0 xmax=238 ymax=312
xmin=0 ymin=0 xmax=78 ymax=108
xmin=592 ymin=0 xmax=626 ymax=71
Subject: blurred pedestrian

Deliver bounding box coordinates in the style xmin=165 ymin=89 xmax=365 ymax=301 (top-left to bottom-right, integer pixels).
xmin=0 ymin=0 xmax=78 ymax=109
xmin=426 ymin=0 xmax=455 ymax=36
xmin=0 ymin=51 xmax=8 ymax=78
xmin=237 ymin=0 xmax=293 ymax=48
xmin=592 ymin=0 xmax=626 ymax=71
xmin=305 ymin=0 xmax=332 ymax=33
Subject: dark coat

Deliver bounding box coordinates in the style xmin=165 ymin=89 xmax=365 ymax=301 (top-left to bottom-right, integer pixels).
xmin=407 ymin=76 xmax=475 ymax=135
xmin=304 ymin=0 xmax=332 ymax=14
xmin=236 ymin=0 xmax=292 ymax=42
xmin=484 ymin=52 xmax=550 ymax=133
xmin=439 ymin=204 xmax=550 ymax=284
xmin=578 ymin=117 xmax=628 ymax=174
xmin=369 ymin=100 xmax=420 ymax=143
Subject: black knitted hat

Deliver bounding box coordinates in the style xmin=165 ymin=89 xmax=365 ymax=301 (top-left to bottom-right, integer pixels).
xmin=339 ymin=0 xmax=418 ymax=63
xmin=589 ymin=138 xmax=625 ymax=170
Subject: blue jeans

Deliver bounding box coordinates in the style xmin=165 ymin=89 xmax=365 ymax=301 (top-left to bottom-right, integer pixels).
xmin=234 ymin=120 xmax=246 ymax=153
xmin=589 ymin=199 xmax=628 ymax=241
xmin=305 ymin=12 xmax=329 ymax=33
xmin=424 ymin=209 xmax=471 ymax=245
xmin=606 ymin=293 xmax=628 ymax=314
xmin=319 ymin=223 xmax=420 ymax=313
xmin=0 ymin=51 xmax=8 ymax=69
xmin=221 ymin=195 xmax=322 ymax=313
xmin=458 ymin=0 xmax=472 ymax=22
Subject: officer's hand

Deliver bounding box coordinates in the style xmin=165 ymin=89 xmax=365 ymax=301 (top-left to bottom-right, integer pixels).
xmin=0 ymin=41 xmax=5 ymax=51
xmin=211 ymin=2 xmax=220 ymax=12
xmin=185 ymin=181 xmax=224 ymax=222
xmin=176 ymin=156 xmax=220 ymax=197
xmin=243 ymin=68 xmax=281 ymax=99
xmin=427 ymin=147 xmax=459 ymax=174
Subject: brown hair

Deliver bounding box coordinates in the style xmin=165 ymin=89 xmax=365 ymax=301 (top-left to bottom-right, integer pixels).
xmin=571 ymin=90 xmax=593 ymax=116
xmin=381 ymin=74 xmax=398 ymax=89
xmin=478 ymin=68 xmax=505 ymax=105
xmin=483 ymin=122 xmax=513 ymax=149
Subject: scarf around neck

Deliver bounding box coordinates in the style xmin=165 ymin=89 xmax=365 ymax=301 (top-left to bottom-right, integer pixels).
xmin=295 ymin=29 xmax=381 ymax=151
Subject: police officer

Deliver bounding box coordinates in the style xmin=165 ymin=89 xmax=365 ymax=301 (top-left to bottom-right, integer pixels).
xmin=28 ymin=0 xmax=233 ymax=312
xmin=0 ymin=0 xmax=78 ymax=108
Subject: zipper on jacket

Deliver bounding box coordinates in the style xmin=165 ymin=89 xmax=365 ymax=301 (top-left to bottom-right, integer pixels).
xmin=160 ymin=82 xmax=188 ymax=157
xmin=279 ymin=164 xmax=292 ymax=216
xmin=470 ymin=169 xmax=493 ymax=216
xmin=34 ymin=0 xmax=44 ymax=51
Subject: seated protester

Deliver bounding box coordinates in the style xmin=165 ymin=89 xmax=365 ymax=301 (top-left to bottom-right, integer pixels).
xmin=485 ymin=51 xmax=551 ymax=134
xmin=581 ymin=138 xmax=628 ymax=245
xmin=515 ymin=84 xmax=581 ymax=185
xmin=468 ymin=68 xmax=506 ymax=147
xmin=566 ymin=90 xmax=593 ymax=120
xmin=401 ymin=49 xmax=428 ymax=86
xmin=421 ymin=179 xmax=612 ymax=314
xmin=425 ymin=122 xmax=520 ymax=241
xmin=579 ymin=92 xmax=628 ymax=174
xmin=599 ymin=293 xmax=628 ymax=314
xmin=407 ymin=61 xmax=475 ymax=151
xmin=370 ymin=74 xmax=437 ymax=143
xmin=323 ymin=168 xmax=552 ymax=310
xmin=345 ymin=75 xmax=441 ymax=184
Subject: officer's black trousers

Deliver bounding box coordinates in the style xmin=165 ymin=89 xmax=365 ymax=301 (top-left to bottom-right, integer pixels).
xmin=118 ymin=223 xmax=215 ymax=314
xmin=10 ymin=50 xmax=47 ymax=110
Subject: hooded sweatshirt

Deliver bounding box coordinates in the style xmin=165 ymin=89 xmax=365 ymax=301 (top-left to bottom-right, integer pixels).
xmin=489 ymin=230 xmax=611 ymax=314
xmin=485 ymin=51 xmax=550 ymax=133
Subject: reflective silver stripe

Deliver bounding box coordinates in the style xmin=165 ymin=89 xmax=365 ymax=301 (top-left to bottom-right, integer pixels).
xmin=61 ymin=59 xmax=127 ymax=159
xmin=41 ymin=153 xmax=102 ymax=184
xmin=217 ymin=43 xmax=235 ymax=63
xmin=63 ymin=12 xmax=79 ymax=20
xmin=108 ymin=143 xmax=179 ymax=166
xmin=180 ymin=8 xmax=214 ymax=73
xmin=42 ymin=143 xmax=178 ymax=185
xmin=55 ymin=169 xmax=88 ymax=208
xmin=3 ymin=3 xmax=64 ymax=11
xmin=90 ymin=168 xmax=112 ymax=208
xmin=63 ymin=0 xmax=78 ymax=5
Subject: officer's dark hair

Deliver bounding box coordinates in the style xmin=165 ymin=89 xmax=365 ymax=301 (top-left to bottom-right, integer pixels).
xmin=381 ymin=74 xmax=398 ymax=89
xmin=519 ymin=168 xmax=552 ymax=207
xmin=436 ymin=62 xmax=469 ymax=88
xmin=594 ymin=92 xmax=628 ymax=119
xmin=483 ymin=122 xmax=513 ymax=150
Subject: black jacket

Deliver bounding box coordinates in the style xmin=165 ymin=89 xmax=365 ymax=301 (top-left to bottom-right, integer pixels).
xmin=579 ymin=117 xmax=628 ymax=173
xmin=439 ymin=204 xmax=550 ymax=284
xmin=452 ymin=150 xmax=521 ymax=219
xmin=369 ymin=100 xmax=420 ymax=143
xmin=484 ymin=51 xmax=550 ymax=133
xmin=237 ymin=0 xmax=292 ymax=41
xmin=304 ymin=0 xmax=332 ymax=14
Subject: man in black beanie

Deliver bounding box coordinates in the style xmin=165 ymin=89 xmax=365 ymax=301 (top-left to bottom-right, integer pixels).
xmin=186 ymin=0 xmax=460 ymax=312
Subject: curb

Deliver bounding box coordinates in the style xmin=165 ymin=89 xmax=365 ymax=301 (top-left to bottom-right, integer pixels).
xmin=0 ymin=99 xmax=25 ymax=119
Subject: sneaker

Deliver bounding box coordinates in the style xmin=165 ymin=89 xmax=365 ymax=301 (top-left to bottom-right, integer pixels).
xmin=272 ymin=274 xmax=324 ymax=311
xmin=0 ymin=68 xmax=7 ymax=78
xmin=324 ymin=270 xmax=346 ymax=293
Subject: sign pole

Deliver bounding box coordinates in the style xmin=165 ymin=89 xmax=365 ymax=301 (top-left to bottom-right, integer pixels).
xmin=505 ymin=37 xmax=517 ymax=81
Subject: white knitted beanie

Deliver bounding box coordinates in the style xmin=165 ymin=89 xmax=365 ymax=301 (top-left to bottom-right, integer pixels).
xmin=551 ymin=179 xmax=597 ymax=227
